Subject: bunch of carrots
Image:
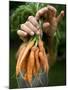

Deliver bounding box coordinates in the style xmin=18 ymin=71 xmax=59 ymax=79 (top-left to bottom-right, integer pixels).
xmin=16 ymin=34 xmax=49 ymax=85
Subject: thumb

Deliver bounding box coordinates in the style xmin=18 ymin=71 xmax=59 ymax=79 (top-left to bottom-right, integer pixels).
xmin=57 ymin=10 xmax=64 ymax=23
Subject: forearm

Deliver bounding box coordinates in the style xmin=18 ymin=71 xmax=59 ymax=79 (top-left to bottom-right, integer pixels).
xmin=47 ymin=35 xmax=58 ymax=67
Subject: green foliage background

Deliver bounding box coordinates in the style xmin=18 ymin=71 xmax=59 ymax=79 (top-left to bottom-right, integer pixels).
xmin=10 ymin=1 xmax=66 ymax=89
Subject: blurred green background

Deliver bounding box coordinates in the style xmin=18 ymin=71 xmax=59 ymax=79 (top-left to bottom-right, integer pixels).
xmin=9 ymin=1 xmax=66 ymax=89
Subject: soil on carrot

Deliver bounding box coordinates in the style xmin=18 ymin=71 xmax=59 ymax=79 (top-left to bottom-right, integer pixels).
xmin=10 ymin=46 xmax=66 ymax=89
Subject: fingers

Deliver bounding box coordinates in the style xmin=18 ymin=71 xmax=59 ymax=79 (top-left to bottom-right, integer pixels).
xmin=35 ymin=7 xmax=48 ymax=20
xmin=47 ymin=5 xmax=57 ymax=19
xmin=21 ymin=24 xmax=34 ymax=36
xmin=25 ymin=21 xmax=40 ymax=35
xmin=17 ymin=30 xmax=27 ymax=37
xmin=57 ymin=10 xmax=64 ymax=23
xmin=17 ymin=6 xmax=64 ymax=38
xmin=35 ymin=5 xmax=57 ymax=20
xmin=28 ymin=16 xmax=40 ymax=29
xmin=18 ymin=16 xmax=40 ymax=37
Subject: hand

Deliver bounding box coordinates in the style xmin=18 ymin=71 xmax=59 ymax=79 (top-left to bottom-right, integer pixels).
xmin=17 ymin=5 xmax=64 ymax=38
xmin=17 ymin=16 xmax=41 ymax=38
xmin=36 ymin=5 xmax=64 ymax=37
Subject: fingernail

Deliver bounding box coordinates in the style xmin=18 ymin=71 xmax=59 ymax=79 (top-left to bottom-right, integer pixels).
xmin=17 ymin=30 xmax=20 ymax=35
xmin=31 ymin=32 xmax=34 ymax=35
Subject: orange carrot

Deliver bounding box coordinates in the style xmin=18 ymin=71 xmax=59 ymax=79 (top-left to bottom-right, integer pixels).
xmin=23 ymin=73 xmax=28 ymax=81
xmin=19 ymin=40 xmax=34 ymax=67
xmin=16 ymin=40 xmax=34 ymax=76
xmin=38 ymin=39 xmax=44 ymax=53
xmin=26 ymin=46 xmax=36 ymax=84
xmin=16 ymin=43 xmax=27 ymax=59
xmin=38 ymin=39 xmax=49 ymax=73
xmin=33 ymin=55 xmax=37 ymax=76
xmin=16 ymin=45 xmax=26 ymax=76
xmin=39 ymin=51 xmax=49 ymax=74
xmin=21 ymin=50 xmax=30 ymax=73
xmin=21 ymin=58 xmax=27 ymax=73
xmin=44 ymin=51 xmax=49 ymax=73
xmin=35 ymin=47 xmax=40 ymax=73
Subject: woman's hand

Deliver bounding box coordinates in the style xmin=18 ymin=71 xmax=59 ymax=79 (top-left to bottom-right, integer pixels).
xmin=17 ymin=16 xmax=40 ymax=38
xmin=17 ymin=5 xmax=64 ymax=39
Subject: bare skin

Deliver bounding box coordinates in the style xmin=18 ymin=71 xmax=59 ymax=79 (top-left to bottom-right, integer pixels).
xmin=17 ymin=5 xmax=64 ymax=37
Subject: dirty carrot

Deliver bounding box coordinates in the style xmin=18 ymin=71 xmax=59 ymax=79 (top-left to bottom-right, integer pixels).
xmin=26 ymin=46 xmax=36 ymax=84
xmin=35 ymin=47 xmax=40 ymax=73
xmin=16 ymin=45 xmax=26 ymax=76
xmin=39 ymin=51 xmax=49 ymax=74
xmin=21 ymin=57 xmax=27 ymax=73
xmin=38 ymin=39 xmax=44 ymax=53
xmin=33 ymin=61 xmax=37 ymax=76
xmin=21 ymin=49 xmax=30 ymax=73
xmin=33 ymin=47 xmax=37 ymax=76
xmin=42 ymin=42 xmax=49 ymax=73
xmin=16 ymin=43 xmax=27 ymax=59
xmin=16 ymin=40 xmax=34 ymax=76
xmin=19 ymin=40 xmax=34 ymax=67
xmin=44 ymin=50 xmax=49 ymax=73
xmin=23 ymin=73 xmax=28 ymax=81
